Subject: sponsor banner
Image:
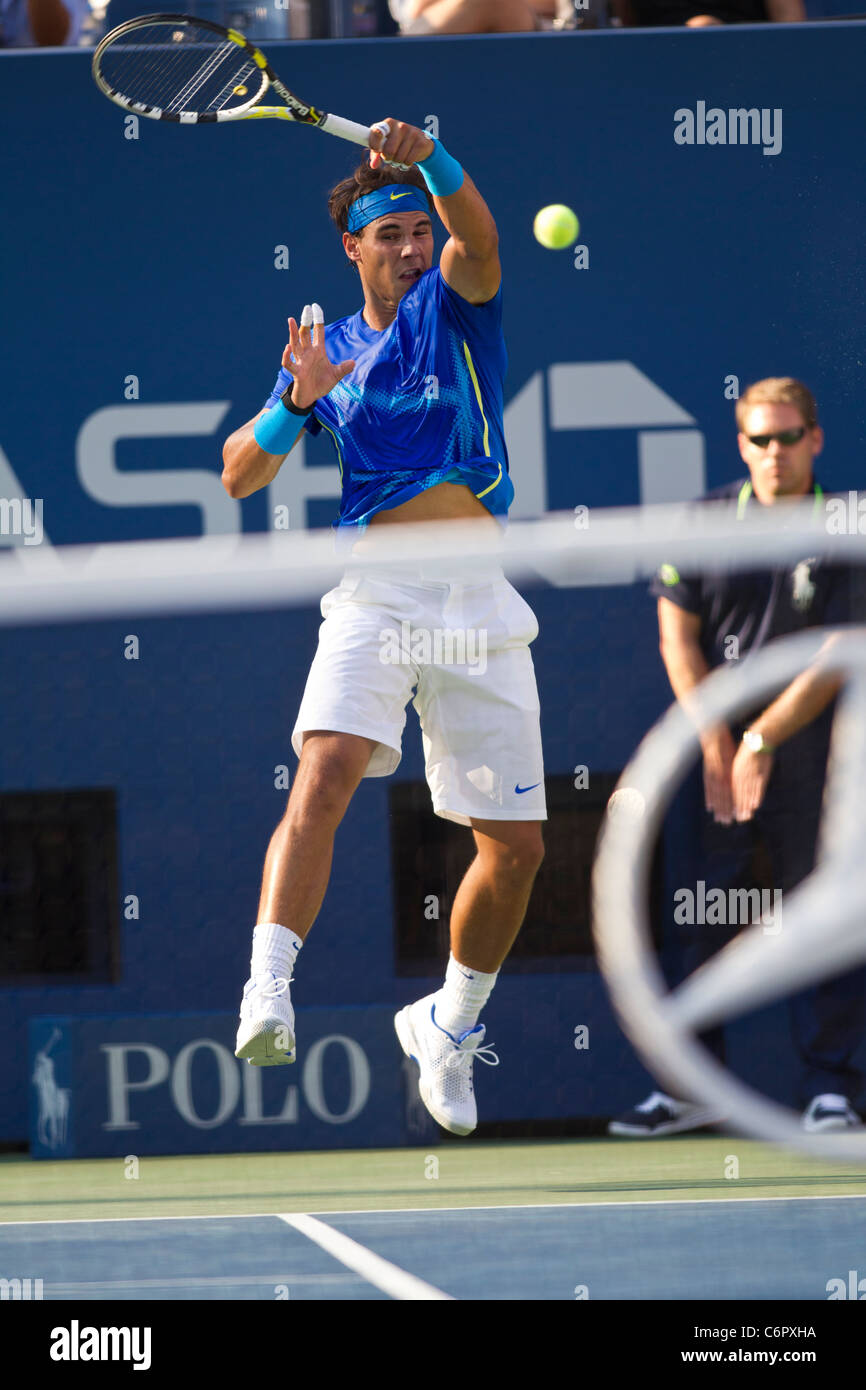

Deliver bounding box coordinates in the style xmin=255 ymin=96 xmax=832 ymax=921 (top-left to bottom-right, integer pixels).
xmin=28 ymin=1009 xmax=423 ymax=1158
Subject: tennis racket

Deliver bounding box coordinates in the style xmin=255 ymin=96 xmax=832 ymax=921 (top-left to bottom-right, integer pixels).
xmin=91 ymin=13 xmax=409 ymax=165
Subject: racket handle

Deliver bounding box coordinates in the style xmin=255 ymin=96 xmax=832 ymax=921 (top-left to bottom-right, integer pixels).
xmin=320 ymin=112 xmax=411 ymax=170
xmin=320 ymin=112 xmax=374 ymax=145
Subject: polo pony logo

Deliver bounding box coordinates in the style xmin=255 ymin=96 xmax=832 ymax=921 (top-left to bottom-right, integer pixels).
xmin=792 ymin=559 xmax=817 ymax=612
xmin=32 ymin=1027 xmax=70 ymax=1150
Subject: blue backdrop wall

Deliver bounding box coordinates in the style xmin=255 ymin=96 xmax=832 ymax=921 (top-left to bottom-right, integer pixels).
xmin=2 ymin=22 xmax=865 ymax=1147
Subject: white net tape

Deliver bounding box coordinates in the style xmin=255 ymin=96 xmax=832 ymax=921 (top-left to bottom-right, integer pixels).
xmin=2 ymin=500 xmax=864 ymax=625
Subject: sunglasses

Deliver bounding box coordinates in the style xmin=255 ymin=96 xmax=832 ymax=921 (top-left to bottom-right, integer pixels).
xmin=746 ymin=426 xmax=808 ymax=448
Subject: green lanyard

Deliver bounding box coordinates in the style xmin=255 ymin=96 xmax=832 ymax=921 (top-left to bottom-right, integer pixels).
xmin=736 ymin=479 xmax=823 ymax=521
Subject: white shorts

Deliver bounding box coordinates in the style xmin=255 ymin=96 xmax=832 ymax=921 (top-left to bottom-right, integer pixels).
xmin=292 ymin=566 xmax=546 ymax=826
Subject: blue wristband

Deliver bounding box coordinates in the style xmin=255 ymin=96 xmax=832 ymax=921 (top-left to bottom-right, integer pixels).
xmin=417 ymin=136 xmax=464 ymax=197
xmin=254 ymin=398 xmax=310 ymax=455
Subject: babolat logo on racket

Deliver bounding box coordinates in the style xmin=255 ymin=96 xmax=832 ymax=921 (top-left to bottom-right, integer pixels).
xmin=281 ymin=94 xmax=319 ymax=121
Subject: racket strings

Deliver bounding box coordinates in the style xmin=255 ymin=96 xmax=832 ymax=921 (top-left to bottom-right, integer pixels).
xmin=207 ymin=56 xmax=262 ymax=114
xmin=166 ymin=41 xmax=252 ymax=114
xmin=98 ymin=22 xmax=263 ymax=116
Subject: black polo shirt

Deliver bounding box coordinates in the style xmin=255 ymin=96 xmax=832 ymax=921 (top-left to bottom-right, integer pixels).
xmin=649 ymin=478 xmax=865 ymax=788
xmin=650 ymin=478 xmax=856 ymax=671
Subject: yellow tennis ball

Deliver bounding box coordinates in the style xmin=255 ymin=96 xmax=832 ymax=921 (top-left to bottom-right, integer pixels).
xmin=533 ymin=204 xmax=579 ymax=250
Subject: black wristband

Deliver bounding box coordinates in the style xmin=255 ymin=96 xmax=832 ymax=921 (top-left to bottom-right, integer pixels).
xmin=281 ymin=387 xmax=313 ymax=417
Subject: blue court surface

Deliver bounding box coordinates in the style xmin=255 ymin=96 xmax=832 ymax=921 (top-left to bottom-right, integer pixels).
xmin=4 ymin=1139 xmax=866 ymax=1301
xmin=3 ymin=1196 xmax=866 ymax=1301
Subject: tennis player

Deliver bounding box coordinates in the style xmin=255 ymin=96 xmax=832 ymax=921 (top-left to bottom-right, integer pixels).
xmin=223 ymin=119 xmax=546 ymax=1135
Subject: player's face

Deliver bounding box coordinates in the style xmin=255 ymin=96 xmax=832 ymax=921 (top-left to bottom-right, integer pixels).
xmin=351 ymin=211 xmax=434 ymax=304
xmin=737 ymin=402 xmax=823 ymax=503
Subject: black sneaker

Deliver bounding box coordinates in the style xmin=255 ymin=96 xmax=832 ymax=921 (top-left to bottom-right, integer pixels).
xmin=607 ymin=1091 xmax=722 ymax=1137
xmin=802 ymin=1094 xmax=861 ymax=1133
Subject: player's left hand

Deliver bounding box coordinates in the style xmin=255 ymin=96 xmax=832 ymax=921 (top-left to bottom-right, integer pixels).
xmin=731 ymin=744 xmax=774 ymax=822
xmin=368 ymin=118 xmax=435 ymax=171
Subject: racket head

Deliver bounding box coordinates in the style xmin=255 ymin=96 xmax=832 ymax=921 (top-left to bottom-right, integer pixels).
xmin=91 ymin=14 xmax=271 ymax=123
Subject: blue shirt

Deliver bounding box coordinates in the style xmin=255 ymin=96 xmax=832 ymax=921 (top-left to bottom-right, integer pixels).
xmin=263 ymin=267 xmax=513 ymax=533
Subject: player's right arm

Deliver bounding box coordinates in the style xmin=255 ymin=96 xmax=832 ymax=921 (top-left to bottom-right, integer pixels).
xmin=657 ymin=597 xmax=736 ymax=825
xmin=222 ymin=307 xmax=355 ymax=500
xmin=222 ymin=410 xmax=299 ymax=500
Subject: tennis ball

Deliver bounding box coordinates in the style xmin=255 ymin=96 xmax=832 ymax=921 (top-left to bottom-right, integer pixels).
xmin=533 ymin=204 xmax=579 ymax=250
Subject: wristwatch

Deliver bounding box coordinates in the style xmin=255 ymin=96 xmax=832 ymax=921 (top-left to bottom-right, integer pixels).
xmin=742 ymin=729 xmax=775 ymax=754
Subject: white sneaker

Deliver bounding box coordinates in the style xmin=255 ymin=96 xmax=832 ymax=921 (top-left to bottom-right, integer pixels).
xmin=394 ymin=993 xmax=499 ymax=1136
xmin=802 ymin=1093 xmax=861 ymax=1133
xmin=235 ymin=971 xmax=296 ymax=1065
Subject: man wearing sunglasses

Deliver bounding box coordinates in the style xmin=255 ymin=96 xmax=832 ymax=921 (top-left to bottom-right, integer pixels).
xmin=609 ymin=377 xmax=865 ymax=1138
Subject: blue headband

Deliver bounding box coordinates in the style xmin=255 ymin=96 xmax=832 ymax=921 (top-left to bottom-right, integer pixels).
xmin=347 ymin=185 xmax=431 ymax=234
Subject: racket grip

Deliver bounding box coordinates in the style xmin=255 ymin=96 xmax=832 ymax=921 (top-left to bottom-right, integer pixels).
xmin=320 ymin=112 xmax=412 ymax=170
xmin=320 ymin=113 xmax=374 ymax=145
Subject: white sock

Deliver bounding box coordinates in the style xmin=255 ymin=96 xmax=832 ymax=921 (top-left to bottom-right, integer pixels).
xmin=250 ymin=922 xmax=302 ymax=983
xmin=435 ymin=953 xmax=498 ymax=1038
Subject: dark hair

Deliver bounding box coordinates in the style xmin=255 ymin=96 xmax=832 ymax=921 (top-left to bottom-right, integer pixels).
xmin=327 ymin=159 xmax=433 ymax=238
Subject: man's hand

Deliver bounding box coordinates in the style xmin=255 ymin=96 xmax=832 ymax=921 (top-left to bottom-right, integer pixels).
xmin=731 ymin=741 xmax=774 ymax=822
xmin=368 ymin=118 xmax=435 ymax=171
xmin=701 ymin=725 xmax=736 ymax=824
xmin=282 ymin=304 xmax=355 ymax=411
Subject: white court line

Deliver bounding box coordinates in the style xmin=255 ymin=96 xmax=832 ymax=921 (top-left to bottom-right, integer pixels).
xmin=277 ymin=1212 xmax=454 ymax=1301
xmin=45 ymin=1274 xmax=360 ymax=1291
xmin=2 ymin=1191 xmax=866 ymax=1228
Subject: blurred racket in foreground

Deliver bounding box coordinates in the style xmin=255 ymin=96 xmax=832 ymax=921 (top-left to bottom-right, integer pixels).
xmin=593 ymin=626 xmax=866 ymax=1161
